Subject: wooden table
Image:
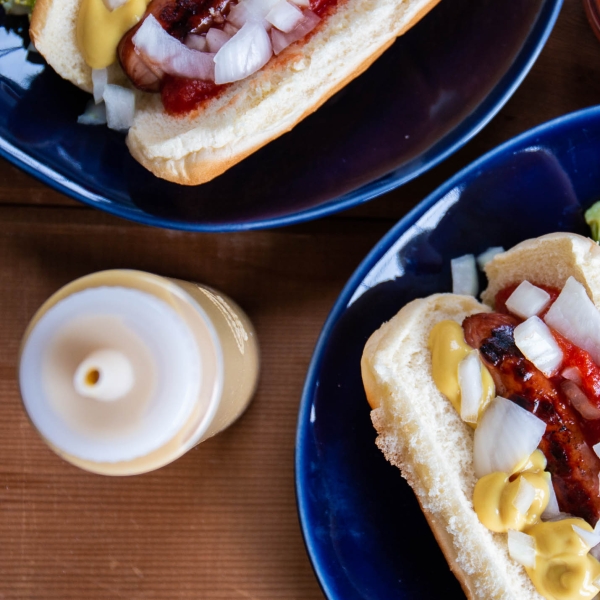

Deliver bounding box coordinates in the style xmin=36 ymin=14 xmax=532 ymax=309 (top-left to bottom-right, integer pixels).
xmin=0 ymin=1 xmax=598 ymax=597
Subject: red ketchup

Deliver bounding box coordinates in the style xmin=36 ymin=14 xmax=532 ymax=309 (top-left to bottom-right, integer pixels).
xmin=161 ymin=76 xmax=224 ymax=115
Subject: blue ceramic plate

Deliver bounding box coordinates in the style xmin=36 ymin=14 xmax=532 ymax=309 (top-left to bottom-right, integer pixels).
xmin=296 ymin=106 xmax=600 ymax=599
xmin=0 ymin=0 xmax=561 ymax=231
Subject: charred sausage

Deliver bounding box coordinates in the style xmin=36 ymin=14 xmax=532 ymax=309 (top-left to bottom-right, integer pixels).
xmin=463 ymin=312 xmax=600 ymax=526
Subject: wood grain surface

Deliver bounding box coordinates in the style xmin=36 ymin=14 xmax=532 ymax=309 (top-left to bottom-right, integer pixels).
xmin=0 ymin=1 xmax=598 ymax=598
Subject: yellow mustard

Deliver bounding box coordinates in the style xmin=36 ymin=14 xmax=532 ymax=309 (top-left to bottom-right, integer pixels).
xmin=525 ymin=518 xmax=600 ymax=600
xmin=77 ymin=0 xmax=151 ymax=69
xmin=428 ymin=320 xmax=494 ymax=424
xmin=473 ymin=450 xmax=550 ymax=533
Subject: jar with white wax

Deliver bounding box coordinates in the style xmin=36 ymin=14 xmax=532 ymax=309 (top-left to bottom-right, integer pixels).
xmin=18 ymin=270 xmax=260 ymax=475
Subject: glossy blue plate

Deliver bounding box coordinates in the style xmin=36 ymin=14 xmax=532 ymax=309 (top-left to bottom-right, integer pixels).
xmin=0 ymin=0 xmax=561 ymax=231
xmin=296 ymin=106 xmax=600 ymax=599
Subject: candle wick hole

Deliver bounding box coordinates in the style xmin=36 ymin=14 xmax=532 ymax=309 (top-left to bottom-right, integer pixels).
xmin=85 ymin=369 xmax=101 ymax=386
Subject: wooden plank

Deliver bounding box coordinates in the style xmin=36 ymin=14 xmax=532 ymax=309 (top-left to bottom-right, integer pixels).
xmin=0 ymin=206 xmax=389 ymax=599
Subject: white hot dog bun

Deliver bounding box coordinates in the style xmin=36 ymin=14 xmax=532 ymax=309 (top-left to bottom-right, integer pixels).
xmin=360 ymin=232 xmax=600 ymax=599
xmin=29 ymin=0 xmax=439 ymax=185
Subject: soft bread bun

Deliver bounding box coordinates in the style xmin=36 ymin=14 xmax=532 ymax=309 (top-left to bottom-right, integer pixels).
xmin=361 ymin=294 xmax=543 ymax=599
xmin=30 ymin=0 xmax=439 ymax=185
xmin=361 ymin=232 xmax=600 ymax=599
xmin=481 ymin=232 xmax=600 ymax=307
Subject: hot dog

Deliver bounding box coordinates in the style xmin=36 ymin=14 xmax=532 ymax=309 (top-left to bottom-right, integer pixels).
xmin=361 ymin=232 xmax=600 ymax=600
xmin=28 ymin=0 xmax=439 ymax=184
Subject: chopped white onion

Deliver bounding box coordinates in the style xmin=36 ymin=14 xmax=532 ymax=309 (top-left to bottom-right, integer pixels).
xmin=473 ymin=396 xmax=546 ymax=479
xmin=476 ymin=246 xmax=505 ymax=269
xmin=289 ymin=0 xmax=310 ymax=7
xmin=77 ymin=100 xmax=107 ymax=125
xmin=266 ymin=0 xmax=303 ymax=32
xmin=227 ymin=3 xmax=261 ymax=28
xmin=133 ymin=15 xmax=215 ymax=81
xmin=514 ymin=316 xmax=563 ymax=377
xmin=227 ymin=0 xmax=278 ymax=27
xmin=92 ymin=68 xmax=108 ymax=104
xmin=545 ymin=276 xmax=600 ymax=365
xmin=247 ymin=0 xmax=281 ymax=15
xmin=451 ymin=254 xmax=478 ymax=296
xmin=214 ymin=21 xmax=272 ymax=84
xmin=541 ymin=476 xmax=560 ymax=520
xmin=101 ymin=0 xmax=128 ymax=10
xmin=572 ymin=524 xmax=600 ymax=549
xmin=270 ymin=9 xmax=319 ymax=54
xmin=505 ymin=281 xmax=551 ymax=320
xmin=458 ymin=351 xmax=483 ymax=424
xmin=561 ymin=381 xmax=600 ymax=420
xmin=593 ymin=440 xmax=600 ymax=460
xmin=206 ymin=28 xmax=231 ymax=52
xmin=562 ymin=366 xmax=582 ymax=385
xmin=184 ymin=33 xmax=207 ymax=52
xmin=508 ymin=529 xmax=536 ymax=568
xmin=223 ymin=22 xmax=239 ymax=36
xmin=103 ymin=85 xmax=135 ymax=131
xmin=512 ymin=476 xmax=537 ymax=516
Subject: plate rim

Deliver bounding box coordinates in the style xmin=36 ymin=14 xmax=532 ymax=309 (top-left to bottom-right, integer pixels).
xmin=295 ymin=103 xmax=600 ymax=599
xmin=0 ymin=0 xmax=563 ymax=232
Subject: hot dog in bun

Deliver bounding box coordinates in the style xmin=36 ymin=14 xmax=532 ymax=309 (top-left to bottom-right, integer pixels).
xmin=361 ymin=232 xmax=600 ymax=599
xmin=29 ymin=0 xmax=439 ymax=184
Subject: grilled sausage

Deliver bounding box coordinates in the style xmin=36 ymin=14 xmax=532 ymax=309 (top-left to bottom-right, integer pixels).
xmin=463 ymin=312 xmax=600 ymax=526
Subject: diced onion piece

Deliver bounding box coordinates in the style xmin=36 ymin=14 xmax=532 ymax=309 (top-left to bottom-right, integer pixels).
xmin=451 ymin=254 xmax=478 ymax=296
xmin=593 ymin=440 xmax=600 ymax=460
xmin=512 ymin=476 xmax=537 ymax=516
xmin=458 ymin=351 xmax=483 ymax=424
xmin=562 ymin=366 xmax=582 ymax=385
xmin=227 ymin=2 xmax=259 ymax=28
xmin=223 ymin=22 xmax=239 ymax=36
xmin=513 ymin=316 xmax=563 ymax=377
xmin=227 ymin=0 xmax=278 ymax=27
xmin=246 ymin=0 xmax=281 ymax=15
xmin=101 ymin=0 xmax=128 ymax=10
xmin=206 ymin=28 xmax=231 ymax=52
xmin=270 ymin=9 xmax=319 ymax=54
xmin=92 ymin=68 xmax=108 ymax=104
xmin=214 ymin=21 xmax=272 ymax=85
xmin=508 ymin=529 xmax=536 ymax=568
xmin=476 ymin=246 xmax=505 ymax=269
xmin=266 ymin=0 xmax=303 ymax=32
xmin=103 ymin=85 xmax=135 ymax=131
xmin=545 ymin=276 xmax=600 ymax=365
xmin=77 ymin=100 xmax=107 ymax=125
xmin=541 ymin=475 xmax=560 ymax=520
xmin=473 ymin=396 xmax=546 ymax=479
xmin=133 ymin=15 xmax=215 ymax=81
xmin=505 ymin=281 xmax=552 ymax=320
xmin=561 ymin=381 xmax=600 ymax=420
xmin=289 ymin=0 xmax=309 ymax=7
xmin=572 ymin=524 xmax=600 ymax=549
xmin=184 ymin=33 xmax=207 ymax=52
